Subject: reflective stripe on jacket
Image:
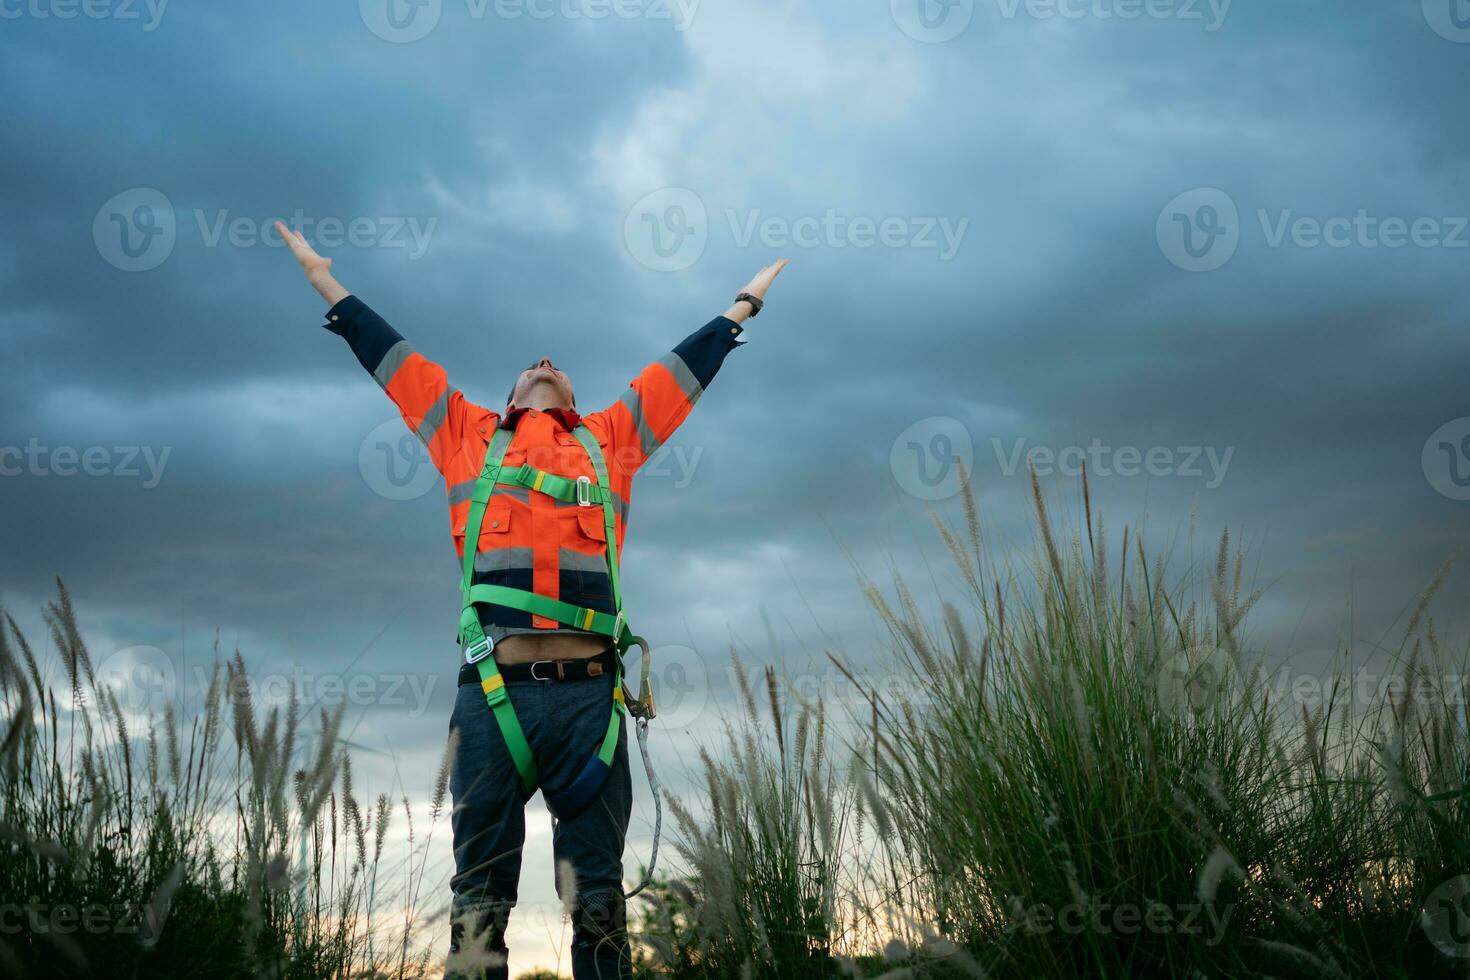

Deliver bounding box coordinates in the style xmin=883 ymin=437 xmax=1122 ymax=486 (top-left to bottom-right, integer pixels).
xmin=323 ymin=294 xmax=745 ymax=630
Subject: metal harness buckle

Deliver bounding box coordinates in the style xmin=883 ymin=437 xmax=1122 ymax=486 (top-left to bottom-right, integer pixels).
xmin=576 ymin=475 xmax=593 ymax=507
xmin=464 ymin=635 xmax=494 ymax=664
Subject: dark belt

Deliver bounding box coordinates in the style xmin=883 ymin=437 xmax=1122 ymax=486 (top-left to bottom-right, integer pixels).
xmin=458 ymin=645 xmax=617 ymax=686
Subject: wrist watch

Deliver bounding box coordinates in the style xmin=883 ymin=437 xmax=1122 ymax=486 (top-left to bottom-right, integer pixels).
xmin=735 ymin=292 xmax=763 ymax=317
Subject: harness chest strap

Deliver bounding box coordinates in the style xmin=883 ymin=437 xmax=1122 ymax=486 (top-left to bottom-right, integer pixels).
xmin=457 ymin=429 xmax=631 ymax=655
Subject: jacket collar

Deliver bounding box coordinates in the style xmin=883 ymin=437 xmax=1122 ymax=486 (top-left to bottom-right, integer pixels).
xmin=502 ymin=405 xmax=582 ymax=432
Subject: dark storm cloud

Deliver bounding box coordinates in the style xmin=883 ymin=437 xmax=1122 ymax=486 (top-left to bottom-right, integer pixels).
xmin=2 ymin=0 xmax=1468 ymax=784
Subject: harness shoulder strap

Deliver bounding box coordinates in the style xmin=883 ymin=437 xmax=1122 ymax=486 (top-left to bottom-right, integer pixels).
xmin=571 ymin=425 xmax=624 ymax=621
xmin=461 ymin=426 xmax=514 ymax=598
xmin=459 ymin=427 xmax=537 ymax=793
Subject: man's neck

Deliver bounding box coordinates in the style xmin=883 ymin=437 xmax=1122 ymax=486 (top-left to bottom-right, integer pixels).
xmin=519 ymin=383 xmax=570 ymax=412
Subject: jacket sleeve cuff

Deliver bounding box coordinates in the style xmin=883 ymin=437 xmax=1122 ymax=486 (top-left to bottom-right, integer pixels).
xmin=713 ymin=315 xmax=747 ymax=347
xmin=320 ymin=294 xmax=407 ymax=379
xmin=323 ymin=294 xmax=367 ymax=335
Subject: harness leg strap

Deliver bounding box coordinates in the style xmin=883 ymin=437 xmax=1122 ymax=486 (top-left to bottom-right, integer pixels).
xmin=475 ymin=659 xmax=538 ymax=795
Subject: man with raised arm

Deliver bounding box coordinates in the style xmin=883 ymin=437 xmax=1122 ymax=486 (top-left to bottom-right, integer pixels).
xmin=276 ymin=221 xmax=786 ymax=980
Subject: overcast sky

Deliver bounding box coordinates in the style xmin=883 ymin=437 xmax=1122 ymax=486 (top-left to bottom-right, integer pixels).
xmin=3 ymin=0 xmax=1469 ymax=970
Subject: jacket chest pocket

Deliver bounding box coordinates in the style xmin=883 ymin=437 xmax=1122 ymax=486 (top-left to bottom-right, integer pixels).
xmin=455 ymin=499 xmax=514 ymax=554
xmin=575 ymin=506 xmax=607 ymax=543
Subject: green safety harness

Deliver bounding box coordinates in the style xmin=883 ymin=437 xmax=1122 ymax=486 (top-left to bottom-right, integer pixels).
xmin=457 ymin=424 xmax=662 ymax=867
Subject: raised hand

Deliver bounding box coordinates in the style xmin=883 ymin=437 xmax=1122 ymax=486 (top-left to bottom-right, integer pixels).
xmin=727 ymin=258 xmax=789 ymax=323
xmin=740 ymin=258 xmax=788 ymax=304
xmin=275 ymin=221 xmax=332 ymax=278
xmin=274 ymin=220 xmax=348 ymax=306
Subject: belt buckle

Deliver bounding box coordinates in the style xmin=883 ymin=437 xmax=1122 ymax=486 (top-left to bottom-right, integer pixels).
xmin=464 ymin=636 xmax=494 ymax=665
xmin=576 ymin=475 xmax=593 ymax=507
xmin=529 ymin=660 xmax=554 ymax=681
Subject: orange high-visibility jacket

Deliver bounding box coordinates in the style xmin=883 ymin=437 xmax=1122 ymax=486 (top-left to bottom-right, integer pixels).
xmin=324 ymin=295 xmax=745 ymax=637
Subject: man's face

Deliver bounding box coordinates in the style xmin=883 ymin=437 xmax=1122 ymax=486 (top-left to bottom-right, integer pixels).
xmin=508 ymin=357 xmax=576 ymax=409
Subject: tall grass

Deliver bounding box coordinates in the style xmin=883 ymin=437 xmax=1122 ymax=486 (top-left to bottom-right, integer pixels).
xmin=638 ymin=658 xmax=856 ymax=978
xmin=0 ymin=581 xmax=447 ymax=978
xmin=643 ymin=469 xmax=1470 ymax=979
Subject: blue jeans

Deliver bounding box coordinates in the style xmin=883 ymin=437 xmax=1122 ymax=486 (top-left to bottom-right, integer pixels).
xmin=445 ymin=668 xmax=632 ymax=980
